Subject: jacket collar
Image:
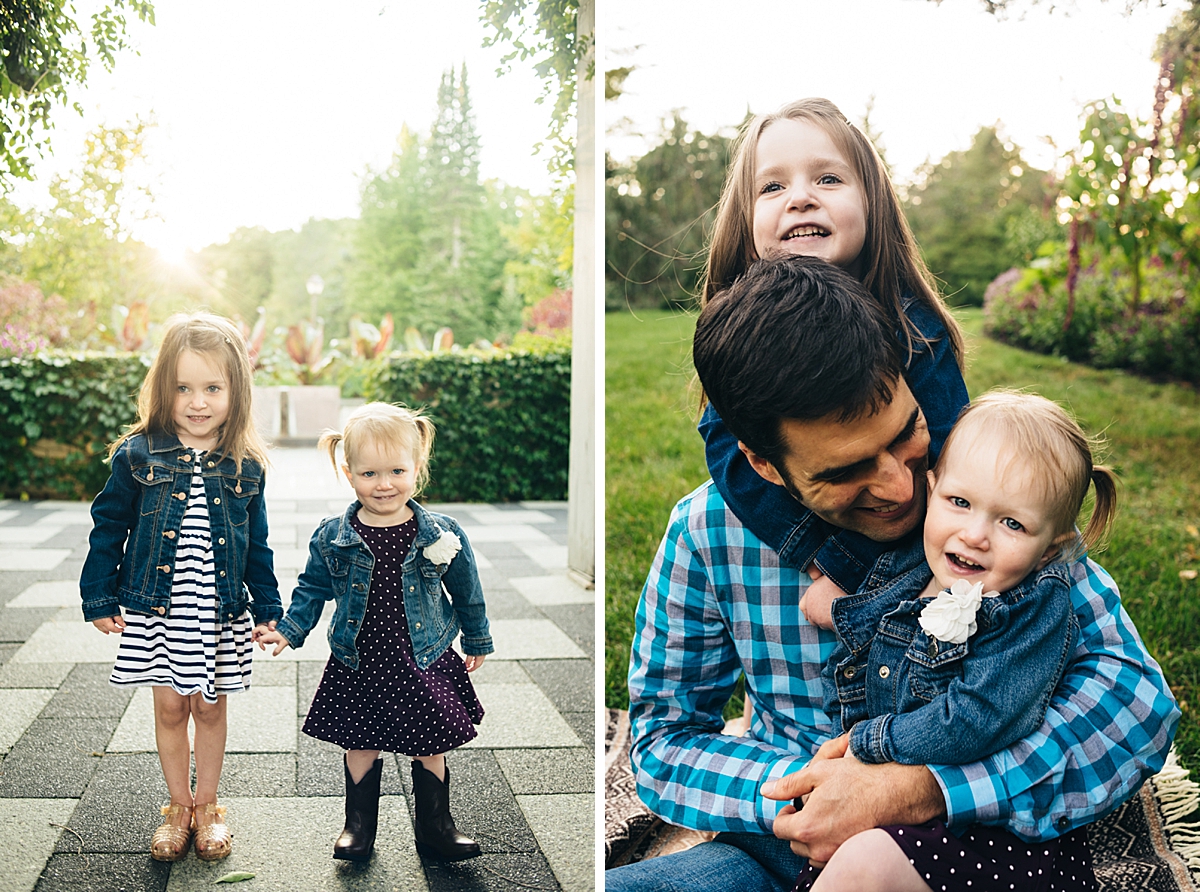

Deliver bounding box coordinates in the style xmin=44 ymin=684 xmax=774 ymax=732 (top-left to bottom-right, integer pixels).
xmin=332 ymin=499 xmax=446 ymax=549
xmin=148 ymin=430 xmax=185 ymax=454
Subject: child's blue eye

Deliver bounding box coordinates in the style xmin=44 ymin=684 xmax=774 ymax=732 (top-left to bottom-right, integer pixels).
xmin=1002 ymin=517 xmax=1025 ymax=532
xmin=817 ymin=174 xmax=842 ymax=185
xmin=759 ymin=181 xmax=783 ymax=195
xmin=392 ymin=469 xmax=405 ymax=476
xmin=362 ymin=471 xmax=375 ymax=478
xmin=950 ymin=496 xmax=970 ymax=509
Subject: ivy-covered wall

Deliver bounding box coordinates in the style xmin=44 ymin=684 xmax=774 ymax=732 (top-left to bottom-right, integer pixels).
xmin=0 ymin=353 xmax=150 ymax=500
xmin=0 ymin=347 xmax=571 ymax=503
xmin=364 ymin=348 xmax=571 ymax=503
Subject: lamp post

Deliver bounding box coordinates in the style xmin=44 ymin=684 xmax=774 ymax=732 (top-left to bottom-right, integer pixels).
xmin=306 ymin=274 xmax=325 ymax=322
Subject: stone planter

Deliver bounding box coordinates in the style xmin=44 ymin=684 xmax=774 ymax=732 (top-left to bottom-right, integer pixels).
xmin=252 ymin=385 xmax=341 ymax=446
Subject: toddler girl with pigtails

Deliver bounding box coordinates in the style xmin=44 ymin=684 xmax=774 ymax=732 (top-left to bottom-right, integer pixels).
xmin=257 ymin=401 xmax=492 ymax=863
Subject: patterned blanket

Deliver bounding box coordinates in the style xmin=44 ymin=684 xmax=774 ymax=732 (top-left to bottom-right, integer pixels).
xmin=604 ymin=709 xmax=1200 ymax=891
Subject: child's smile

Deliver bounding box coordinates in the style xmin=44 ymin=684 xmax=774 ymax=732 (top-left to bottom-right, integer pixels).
xmin=173 ymin=350 xmax=230 ymax=449
xmin=344 ymin=439 xmax=418 ymax=527
xmin=751 ymin=117 xmax=867 ymax=276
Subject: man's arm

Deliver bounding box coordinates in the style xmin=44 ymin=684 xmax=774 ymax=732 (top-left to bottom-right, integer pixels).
xmin=762 ymin=556 xmax=1178 ymax=856
xmin=928 ymin=556 xmax=1179 ymax=841
xmin=628 ymin=484 xmax=829 ymax=835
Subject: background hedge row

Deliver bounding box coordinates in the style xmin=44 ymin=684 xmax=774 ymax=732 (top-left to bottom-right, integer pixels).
xmin=364 ymin=348 xmax=571 ymax=502
xmin=0 ymin=347 xmax=570 ymax=502
xmin=0 ymin=353 xmax=149 ymax=499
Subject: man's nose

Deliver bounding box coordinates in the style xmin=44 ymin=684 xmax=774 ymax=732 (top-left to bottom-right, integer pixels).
xmin=868 ymin=451 xmax=915 ymax=505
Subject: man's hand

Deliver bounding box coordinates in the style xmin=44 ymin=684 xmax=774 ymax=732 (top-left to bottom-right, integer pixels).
xmin=799 ymin=566 xmax=846 ymax=630
xmin=761 ymin=749 xmax=945 ymax=865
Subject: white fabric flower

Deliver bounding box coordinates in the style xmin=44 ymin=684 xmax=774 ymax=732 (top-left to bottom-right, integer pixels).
xmin=918 ymin=579 xmax=999 ymax=645
xmin=424 ymin=529 xmax=462 ymax=566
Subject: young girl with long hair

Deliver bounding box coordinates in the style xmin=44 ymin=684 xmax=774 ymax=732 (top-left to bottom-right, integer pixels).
xmin=700 ymin=97 xmax=969 ymax=612
xmin=80 ymin=311 xmax=281 ymax=862
xmin=257 ymin=402 xmax=493 ymax=863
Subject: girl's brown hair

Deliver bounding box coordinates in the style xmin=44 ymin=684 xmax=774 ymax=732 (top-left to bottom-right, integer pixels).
xmin=702 ymin=97 xmax=964 ymax=370
xmin=935 ymin=389 xmax=1118 ymax=560
xmin=109 ymin=312 xmax=268 ymax=472
xmin=319 ymin=402 xmax=436 ymax=497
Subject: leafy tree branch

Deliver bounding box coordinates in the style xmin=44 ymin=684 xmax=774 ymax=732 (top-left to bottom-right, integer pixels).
xmin=0 ymin=0 xmax=154 ymax=187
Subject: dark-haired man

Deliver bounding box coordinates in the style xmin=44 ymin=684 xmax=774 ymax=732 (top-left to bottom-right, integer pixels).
xmin=606 ymin=256 xmax=1177 ymax=892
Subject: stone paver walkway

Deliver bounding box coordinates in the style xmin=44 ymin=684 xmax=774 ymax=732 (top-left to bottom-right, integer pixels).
xmin=0 ymin=448 xmax=595 ymax=892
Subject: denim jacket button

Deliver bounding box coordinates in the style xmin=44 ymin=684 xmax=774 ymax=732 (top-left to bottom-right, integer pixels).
xmin=214 ymin=497 xmax=221 ymax=505
xmin=218 ymin=538 xmax=225 ymax=545
xmin=155 ymin=606 xmax=166 ymax=615
xmin=163 ymin=530 xmax=176 ymax=539
xmin=409 ymin=586 xmax=415 ymax=592
xmin=158 ymin=564 xmax=171 ymax=574
xmin=879 ymin=665 xmax=891 ymax=679
xmin=175 ymin=492 xmax=186 ymax=501
xmin=207 ymin=461 xmax=215 ymax=468
xmin=843 ymin=666 xmax=857 ymax=679
xmin=928 ymin=641 xmax=938 ymax=657
xmin=414 ymin=622 xmax=421 ymax=629
xmin=220 ymin=570 xmax=226 ymax=577
xmin=179 ymin=454 xmax=190 ymax=462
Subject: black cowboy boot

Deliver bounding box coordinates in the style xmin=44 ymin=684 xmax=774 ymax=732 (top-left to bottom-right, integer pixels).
xmin=333 ymin=755 xmax=382 ymax=861
xmin=411 ymin=759 xmax=481 ymax=860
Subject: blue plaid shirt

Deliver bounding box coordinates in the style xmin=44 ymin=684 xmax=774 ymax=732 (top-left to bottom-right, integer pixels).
xmin=628 ymin=480 xmax=1179 ymax=842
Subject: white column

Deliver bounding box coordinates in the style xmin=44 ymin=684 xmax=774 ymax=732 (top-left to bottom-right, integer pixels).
xmin=567 ymin=0 xmax=596 ymax=588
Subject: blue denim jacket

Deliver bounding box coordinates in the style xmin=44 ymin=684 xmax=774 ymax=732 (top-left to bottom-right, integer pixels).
xmin=824 ymin=534 xmax=1077 ymax=766
xmin=700 ymin=294 xmax=970 ymax=593
xmin=275 ymin=500 xmax=493 ymax=671
xmin=79 ymin=432 xmax=282 ymax=625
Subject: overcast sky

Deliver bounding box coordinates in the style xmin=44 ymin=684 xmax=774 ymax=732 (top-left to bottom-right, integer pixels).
xmin=10 ymin=0 xmax=555 ymax=257
xmin=607 ymin=0 xmax=1188 ymax=184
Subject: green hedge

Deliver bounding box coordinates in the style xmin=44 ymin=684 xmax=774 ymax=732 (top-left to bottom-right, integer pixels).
xmin=0 ymin=352 xmax=149 ymax=499
xmin=364 ymin=346 xmax=571 ymax=502
xmin=0 ymin=345 xmax=572 ymax=503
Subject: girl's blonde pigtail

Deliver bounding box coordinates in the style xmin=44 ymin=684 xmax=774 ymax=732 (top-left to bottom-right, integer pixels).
xmin=1080 ymin=465 xmax=1119 ymax=554
xmin=318 ymin=429 xmax=345 ymax=473
xmin=412 ymin=415 xmax=437 ymax=495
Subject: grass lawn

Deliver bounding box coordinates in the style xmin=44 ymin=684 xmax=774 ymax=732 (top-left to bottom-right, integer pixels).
xmin=605 ymin=306 xmax=1200 ymax=768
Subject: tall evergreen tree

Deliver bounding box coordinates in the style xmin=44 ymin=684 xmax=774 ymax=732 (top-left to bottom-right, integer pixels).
xmin=350 ymin=66 xmax=521 ymax=343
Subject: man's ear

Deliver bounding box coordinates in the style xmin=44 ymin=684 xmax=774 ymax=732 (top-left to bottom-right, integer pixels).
xmin=738 ymin=441 xmax=786 ymax=487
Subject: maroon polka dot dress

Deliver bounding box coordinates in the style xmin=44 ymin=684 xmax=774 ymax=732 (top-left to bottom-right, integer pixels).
xmin=301 ymin=515 xmax=484 ymax=755
xmin=792 ymin=819 xmax=1096 ymax=892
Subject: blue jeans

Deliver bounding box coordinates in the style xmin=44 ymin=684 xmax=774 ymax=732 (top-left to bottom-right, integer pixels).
xmin=604 ymin=833 xmax=806 ymax=892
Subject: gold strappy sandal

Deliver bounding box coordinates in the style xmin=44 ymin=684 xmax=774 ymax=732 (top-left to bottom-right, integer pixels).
xmin=192 ymin=802 xmax=233 ymax=861
xmin=150 ymin=803 xmax=193 ymax=862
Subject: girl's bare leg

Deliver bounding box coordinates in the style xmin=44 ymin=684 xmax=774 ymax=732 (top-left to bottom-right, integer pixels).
xmin=190 ymin=693 xmax=227 ymax=805
xmin=346 ymin=749 xmax=382 ymax=784
xmin=152 ymin=687 xmax=194 ymax=806
xmin=414 ymin=752 xmax=446 ymax=781
xmin=809 ymin=829 xmax=933 ymax=892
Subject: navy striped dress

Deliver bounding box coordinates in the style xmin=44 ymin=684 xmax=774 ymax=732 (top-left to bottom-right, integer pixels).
xmin=110 ymin=452 xmax=254 ymax=703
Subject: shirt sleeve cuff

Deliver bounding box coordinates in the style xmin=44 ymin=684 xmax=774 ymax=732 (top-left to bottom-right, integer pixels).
xmin=927 ymin=758 xmax=1012 ymax=829
xmin=761 ymin=755 xmax=810 ymax=827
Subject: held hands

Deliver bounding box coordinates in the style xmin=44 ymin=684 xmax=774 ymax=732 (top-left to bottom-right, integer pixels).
xmin=799 ymin=566 xmax=847 ymax=630
xmin=253 ymin=621 xmax=291 ymax=656
xmin=463 ymin=654 xmax=486 ymax=672
xmin=760 ymin=738 xmax=944 ymax=867
xmin=91 ymin=613 xmax=126 ymax=635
